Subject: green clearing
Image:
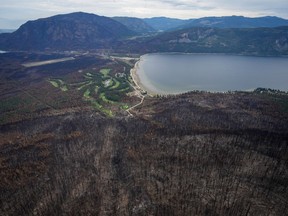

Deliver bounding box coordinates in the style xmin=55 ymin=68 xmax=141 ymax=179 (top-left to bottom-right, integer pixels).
xmin=49 ymin=80 xmax=59 ymax=88
xmin=103 ymin=79 xmax=113 ymax=88
xmin=110 ymin=79 xmax=120 ymax=89
xmin=119 ymin=87 xmax=131 ymax=92
xmin=120 ymin=104 xmax=129 ymax=110
xmin=86 ymin=72 xmax=93 ymax=77
xmin=48 ymin=79 xmax=68 ymax=91
xmin=99 ymin=92 xmax=116 ymax=104
xmin=47 ymin=65 xmax=133 ymax=116
xmin=77 ymin=81 xmax=93 ymax=90
xmin=100 ymin=68 xmax=111 ymax=77
xmin=60 ymin=85 xmax=68 ymax=92
xmin=95 ymin=86 xmax=99 ymax=93
xmin=83 ymin=89 xmax=91 ymax=99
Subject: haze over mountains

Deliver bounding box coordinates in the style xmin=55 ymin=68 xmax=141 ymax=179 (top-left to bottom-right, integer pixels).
xmin=143 ymin=16 xmax=288 ymax=31
xmin=0 ymin=12 xmax=288 ymax=55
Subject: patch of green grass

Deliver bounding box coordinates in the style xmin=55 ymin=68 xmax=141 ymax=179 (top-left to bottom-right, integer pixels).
xmin=86 ymin=72 xmax=93 ymax=77
xmin=83 ymin=89 xmax=91 ymax=99
xmin=58 ymin=79 xmax=64 ymax=85
xmin=128 ymin=76 xmax=133 ymax=83
xmin=77 ymin=81 xmax=93 ymax=90
xmin=103 ymin=109 xmax=114 ymax=117
xmin=48 ymin=79 xmax=68 ymax=91
xmin=119 ymin=87 xmax=131 ymax=92
xmin=102 ymin=79 xmax=113 ymax=88
xmin=90 ymin=100 xmax=102 ymax=109
xmin=99 ymin=92 xmax=116 ymax=104
xmin=95 ymin=85 xmax=99 ymax=93
xmin=90 ymin=99 xmax=113 ymax=117
xmin=49 ymin=80 xmax=59 ymax=88
xmin=110 ymin=79 xmax=120 ymax=89
xmin=121 ymin=104 xmax=129 ymax=110
xmin=100 ymin=68 xmax=111 ymax=78
xmin=60 ymin=85 xmax=68 ymax=92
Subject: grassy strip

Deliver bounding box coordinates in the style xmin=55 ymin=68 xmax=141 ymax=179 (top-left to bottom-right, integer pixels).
xmin=95 ymin=85 xmax=99 ymax=93
xmin=121 ymin=104 xmax=129 ymax=110
xmin=119 ymin=87 xmax=131 ymax=92
xmin=99 ymin=92 xmax=116 ymax=104
xmin=90 ymin=100 xmax=113 ymax=117
xmin=84 ymin=89 xmax=91 ymax=99
xmin=60 ymin=85 xmax=68 ymax=92
xmin=100 ymin=68 xmax=111 ymax=78
xmin=110 ymin=79 xmax=120 ymax=89
xmin=86 ymin=72 xmax=93 ymax=77
xmin=49 ymin=80 xmax=59 ymax=88
xmin=77 ymin=81 xmax=93 ymax=90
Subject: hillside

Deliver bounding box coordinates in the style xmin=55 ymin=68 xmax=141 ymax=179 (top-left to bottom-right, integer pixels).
xmin=1 ymin=89 xmax=288 ymax=215
xmin=177 ymin=16 xmax=288 ymax=30
xmin=0 ymin=32 xmax=288 ymax=215
xmin=143 ymin=17 xmax=190 ymax=31
xmin=124 ymin=26 xmax=288 ymax=56
xmin=112 ymin=17 xmax=155 ymax=34
xmin=0 ymin=12 xmax=135 ymax=50
xmin=1 ymin=13 xmax=288 ymax=55
xmin=143 ymin=16 xmax=288 ymax=32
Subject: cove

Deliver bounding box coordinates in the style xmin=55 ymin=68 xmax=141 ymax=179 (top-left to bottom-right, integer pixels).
xmin=136 ymin=53 xmax=288 ymax=94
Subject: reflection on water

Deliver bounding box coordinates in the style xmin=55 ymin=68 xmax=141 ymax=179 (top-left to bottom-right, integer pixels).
xmin=137 ymin=53 xmax=288 ymax=94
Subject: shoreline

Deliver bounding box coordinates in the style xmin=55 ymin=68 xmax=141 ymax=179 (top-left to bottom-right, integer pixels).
xmin=130 ymin=57 xmax=161 ymax=96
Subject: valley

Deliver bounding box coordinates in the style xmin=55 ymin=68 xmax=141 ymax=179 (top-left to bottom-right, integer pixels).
xmin=1 ymin=11 xmax=288 ymax=216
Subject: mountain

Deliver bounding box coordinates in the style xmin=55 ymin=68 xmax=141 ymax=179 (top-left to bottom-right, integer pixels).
xmin=143 ymin=17 xmax=190 ymax=31
xmin=125 ymin=26 xmax=288 ymax=56
xmin=0 ymin=12 xmax=135 ymax=50
xmin=178 ymin=16 xmax=288 ymax=29
xmin=142 ymin=16 xmax=288 ymax=32
xmin=112 ymin=17 xmax=155 ymax=34
xmin=1 ymin=13 xmax=288 ymax=55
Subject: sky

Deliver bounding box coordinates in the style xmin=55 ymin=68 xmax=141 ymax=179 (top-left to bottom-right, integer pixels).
xmin=0 ymin=0 xmax=288 ymax=29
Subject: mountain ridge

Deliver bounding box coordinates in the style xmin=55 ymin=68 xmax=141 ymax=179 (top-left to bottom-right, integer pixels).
xmin=1 ymin=12 xmax=288 ymax=55
xmin=0 ymin=12 xmax=135 ymax=50
xmin=112 ymin=17 xmax=155 ymax=34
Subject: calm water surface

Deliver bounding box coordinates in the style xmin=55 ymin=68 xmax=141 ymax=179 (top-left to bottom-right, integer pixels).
xmin=137 ymin=53 xmax=288 ymax=94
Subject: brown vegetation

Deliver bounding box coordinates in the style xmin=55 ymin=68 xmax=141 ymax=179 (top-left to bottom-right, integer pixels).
xmin=1 ymin=91 xmax=288 ymax=215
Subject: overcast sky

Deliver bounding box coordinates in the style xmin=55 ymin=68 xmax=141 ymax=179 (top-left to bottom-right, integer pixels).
xmin=0 ymin=0 xmax=288 ymax=29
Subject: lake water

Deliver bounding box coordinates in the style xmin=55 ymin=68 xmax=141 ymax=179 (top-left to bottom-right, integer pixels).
xmin=136 ymin=53 xmax=288 ymax=94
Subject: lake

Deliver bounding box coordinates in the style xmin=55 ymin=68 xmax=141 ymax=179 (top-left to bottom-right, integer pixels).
xmin=136 ymin=53 xmax=288 ymax=94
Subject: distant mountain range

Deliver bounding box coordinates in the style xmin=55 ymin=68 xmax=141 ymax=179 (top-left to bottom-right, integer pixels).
xmin=144 ymin=16 xmax=288 ymax=31
xmin=0 ymin=12 xmax=288 ymax=56
xmin=112 ymin=17 xmax=155 ymax=34
xmin=143 ymin=17 xmax=190 ymax=31
xmin=124 ymin=26 xmax=288 ymax=56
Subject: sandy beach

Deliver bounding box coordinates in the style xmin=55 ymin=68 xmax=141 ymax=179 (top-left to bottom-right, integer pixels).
xmin=130 ymin=56 xmax=164 ymax=96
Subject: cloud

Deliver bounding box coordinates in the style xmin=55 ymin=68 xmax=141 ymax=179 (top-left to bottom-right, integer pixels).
xmin=0 ymin=0 xmax=288 ymax=28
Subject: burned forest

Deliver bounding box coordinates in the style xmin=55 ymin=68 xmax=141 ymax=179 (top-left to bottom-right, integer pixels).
xmin=1 ymin=91 xmax=288 ymax=215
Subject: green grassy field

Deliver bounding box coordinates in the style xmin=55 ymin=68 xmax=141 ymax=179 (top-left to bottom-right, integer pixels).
xmin=47 ymin=67 xmax=132 ymax=116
